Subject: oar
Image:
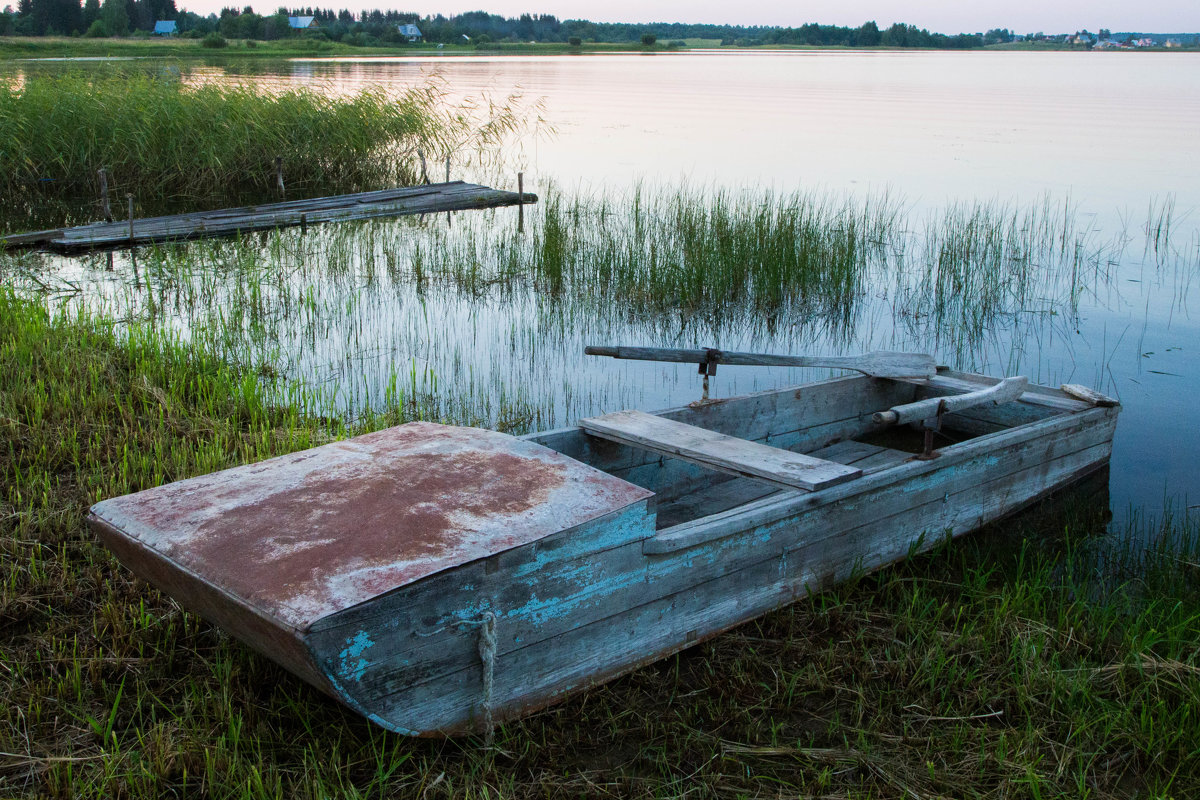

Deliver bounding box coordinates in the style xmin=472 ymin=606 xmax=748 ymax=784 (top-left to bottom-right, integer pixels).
xmin=872 ymin=376 xmax=1029 ymax=426
xmin=584 ymin=346 xmax=937 ymax=379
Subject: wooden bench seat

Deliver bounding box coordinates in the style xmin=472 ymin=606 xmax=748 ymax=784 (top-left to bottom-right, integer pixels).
xmin=580 ymin=409 xmax=863 ymax=492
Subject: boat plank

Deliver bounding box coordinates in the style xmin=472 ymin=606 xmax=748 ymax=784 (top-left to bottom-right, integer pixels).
xmin=581 ymin=409 xmax=863 ymax=492
xmin=529 ymin=375 xmax=917 ymax=479
xmin=655 ymin=477 xmax=784 ymax=529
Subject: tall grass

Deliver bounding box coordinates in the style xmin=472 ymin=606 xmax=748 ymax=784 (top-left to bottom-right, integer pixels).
xmin=0 ymin=71 xmax=519 ymax=223
xmin=410 ymin=184 xmax=901 ymax=325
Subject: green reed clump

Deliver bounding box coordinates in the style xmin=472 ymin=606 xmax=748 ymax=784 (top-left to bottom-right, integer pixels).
xmin=438 ymin=184 xmax=902 ymax=322
xmin=0 ymin=71 xmax=470 ymax=217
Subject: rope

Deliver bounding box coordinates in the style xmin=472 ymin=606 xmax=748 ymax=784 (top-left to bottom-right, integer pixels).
xmin=476 ymin=611 xmax=497 ymax=745
xmin=414 ymin=611 xmax=498 ymax=744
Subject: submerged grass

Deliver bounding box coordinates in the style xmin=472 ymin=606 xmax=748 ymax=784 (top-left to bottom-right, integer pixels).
xmin=2 ymin=290 xmax=1199 ymax=797
xmin=0 ymin=71 xmax=523 ymax=230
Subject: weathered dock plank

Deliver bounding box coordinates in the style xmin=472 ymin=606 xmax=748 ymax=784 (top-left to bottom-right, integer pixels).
xmin=4 ymin=181 xmax=537 ymax=253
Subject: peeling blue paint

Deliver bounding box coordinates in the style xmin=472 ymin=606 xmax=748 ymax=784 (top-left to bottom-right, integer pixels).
xmin=338 ymin=630 xmax=375 ymax=682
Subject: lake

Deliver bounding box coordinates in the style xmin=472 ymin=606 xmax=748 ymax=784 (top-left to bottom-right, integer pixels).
xmin=13 ymin=49 xmax=1200 ymax=521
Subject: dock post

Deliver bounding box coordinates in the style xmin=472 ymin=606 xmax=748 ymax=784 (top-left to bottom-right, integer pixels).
xmin=98 ymin=168 xmax=112 ymax=222
xmin=445 ymin=155 xmax=452 ymax=228
xmin=418 ymin=149 xmax=430 ymax=184
xmin=518 ymin=172 xmax=525 ymax=233
xmin=275 ymin=156 xmax=285 ymax=197
xmin=126 ymin=194 xmax=134 ymax=244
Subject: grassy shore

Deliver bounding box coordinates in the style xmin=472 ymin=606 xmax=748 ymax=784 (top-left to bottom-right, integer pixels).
xmin=0 ymin=35 xmax=680 ymax=61
xmin=0 ymin=35 xmax=418 ymax=59
xmin=1 ymin=288 xmax=1198 ymax=798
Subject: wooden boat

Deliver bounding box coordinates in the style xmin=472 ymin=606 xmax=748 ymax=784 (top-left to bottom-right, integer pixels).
xmin=87 ymin=349 xmax=1119 ymax=736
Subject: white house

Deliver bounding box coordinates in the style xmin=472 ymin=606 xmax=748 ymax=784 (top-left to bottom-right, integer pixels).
xmin=152 ymin=20 xmax=177 ymax=36
xmin=397 ymin=23 xmax=422 ymax=42
xmin=288 ymin=16 xmax=317 ymax=30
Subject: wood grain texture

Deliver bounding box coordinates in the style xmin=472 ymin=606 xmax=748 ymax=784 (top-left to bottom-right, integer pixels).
xmin=875 ymin=376 xmax=1029 ymax=425
xmin=585 ymin=345 xmax=936 ymax=378
xmin=8 ymin=182 xmax=538 ymax=252
xmin=580 ymin=409 xmax=863 ymax=492
xmin=1061 ymin=384 xmax=1119 ymax=407
xmin=528 ymin=376 xmax=915 ymax=498
xmin=645 ymin=406 xmax=1117 ymax=553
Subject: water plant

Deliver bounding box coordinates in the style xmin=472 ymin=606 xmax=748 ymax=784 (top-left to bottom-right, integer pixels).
xmin=0 ymin=70 xmax=527 ymax=229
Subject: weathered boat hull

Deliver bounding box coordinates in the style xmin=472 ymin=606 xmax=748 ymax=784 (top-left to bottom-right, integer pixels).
xmin=88 ymin=370 xmax=1118 ymax=736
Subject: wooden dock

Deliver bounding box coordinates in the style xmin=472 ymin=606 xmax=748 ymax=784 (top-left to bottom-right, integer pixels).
xmin=3 ymin=181 xmax=536 ymax=253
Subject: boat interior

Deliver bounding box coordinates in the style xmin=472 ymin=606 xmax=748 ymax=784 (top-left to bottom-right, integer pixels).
xmin=527 ymin=370 xmax=1084 ymax=532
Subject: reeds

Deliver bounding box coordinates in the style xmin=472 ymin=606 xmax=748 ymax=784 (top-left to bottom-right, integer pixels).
xmin=0 ymin=70 xmax=516 ymax=219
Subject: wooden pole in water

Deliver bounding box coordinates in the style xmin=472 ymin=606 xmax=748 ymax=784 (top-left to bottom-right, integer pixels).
xmin=126 ymin=194 xmax=134 ymax=244
xmin=275 ymin=156 xmax=285 ymax=197
xmin=445 ymin=155 xmax=452 ymax=228
xmin=518 ymin=172 xmax=525 ymax=232
xmin=418 ymin=149 xmax=430 ymax=184
xmin=98 ymin=168 xmax=112 ymax=222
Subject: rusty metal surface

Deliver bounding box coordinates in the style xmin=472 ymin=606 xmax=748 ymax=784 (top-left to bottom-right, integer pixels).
xmin=89 ymin=423 xmax=653 ymax=631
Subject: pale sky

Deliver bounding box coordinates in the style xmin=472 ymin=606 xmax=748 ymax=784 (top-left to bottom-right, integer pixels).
xmin=178 ymin=0 xmax=1200 ymax=33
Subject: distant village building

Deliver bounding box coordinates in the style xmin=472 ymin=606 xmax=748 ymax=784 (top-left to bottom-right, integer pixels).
xmin=152 ymin=20 xmax=177 ymax=36
xmin=1164 ymin=39 xmax=1182 ymax=48
xmin=288 ymin=16 xmax=317 ymax=30
xmin=397 ymin=23 xmax=422 ymax=42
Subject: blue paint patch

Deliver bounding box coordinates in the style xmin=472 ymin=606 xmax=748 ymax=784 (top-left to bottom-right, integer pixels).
xmin=337 ymin=630 xmax=375 ymax=682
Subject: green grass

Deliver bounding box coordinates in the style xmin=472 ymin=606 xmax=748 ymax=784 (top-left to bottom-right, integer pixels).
xmin=0 ymin=70 xmax=524 ymax=230
xmin=1 ymin=284 xmax=1199 ymax=797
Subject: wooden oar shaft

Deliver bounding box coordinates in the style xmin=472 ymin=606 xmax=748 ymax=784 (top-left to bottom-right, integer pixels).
xmin=584 ymin=346 xmax=936 ymax=378
xmin=873 ymin=376 xmax=1029 ymax=426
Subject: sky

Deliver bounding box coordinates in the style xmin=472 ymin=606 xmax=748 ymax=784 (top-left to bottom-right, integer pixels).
xmin=178 ymin=0 xmax=1200 ymax=34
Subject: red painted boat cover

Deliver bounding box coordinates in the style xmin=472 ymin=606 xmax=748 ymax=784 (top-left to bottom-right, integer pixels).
xmin=89 ymin=423 xmax=652 ymax=631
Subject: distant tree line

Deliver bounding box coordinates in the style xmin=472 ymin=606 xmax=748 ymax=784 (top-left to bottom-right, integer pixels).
xmin=0 ymin=3 xmax=1001 ymax=49
xmin=4 ymin=0 xmax=177 ymax=37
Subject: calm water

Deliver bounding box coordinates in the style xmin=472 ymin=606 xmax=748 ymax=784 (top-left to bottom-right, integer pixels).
xmin=15 ymin=51 xmax=1200 ymax=519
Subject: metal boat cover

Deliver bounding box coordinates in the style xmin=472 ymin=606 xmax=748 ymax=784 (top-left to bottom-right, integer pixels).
xmin=88 ymin=422 xmax=652 ymax=631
